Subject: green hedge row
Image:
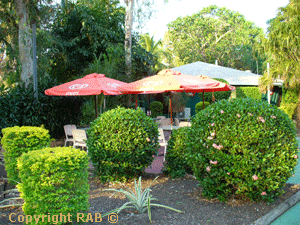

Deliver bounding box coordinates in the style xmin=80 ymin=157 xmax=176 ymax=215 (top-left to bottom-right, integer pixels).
xmin=17 ymin=147 xmax=89 ymax=225
xmin=236 ymin=87 xmax=261 ymax=100
xmin=1 ymin=126 xmax=51 ymax=184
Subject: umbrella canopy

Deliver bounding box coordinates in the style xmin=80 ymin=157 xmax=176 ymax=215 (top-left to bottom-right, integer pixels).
xmin=45 ymin=73 xmax=127 ymax=117
xmin=118 ymin=69 xmax=226 ymax=94
xmin=45 ymin=73 xmax=126 ymax=96
xmin=119 ymin=69 xmax=235 ymax=124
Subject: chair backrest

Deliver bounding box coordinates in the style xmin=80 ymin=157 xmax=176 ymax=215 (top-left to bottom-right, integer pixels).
xmin=179 ymin=121 xmax=191 ymax=127
xmin=158 ymin=128 xmax=166 ymax=143
xmin=160 ymin=118 xmax=172 ymax=127
xmin=175 ymin=118 xmax=180 ymax=126
xmin=72 ymin=129 xmax=87 ymax=142
xmin=64 ymin=124 xmax=77 ymax=138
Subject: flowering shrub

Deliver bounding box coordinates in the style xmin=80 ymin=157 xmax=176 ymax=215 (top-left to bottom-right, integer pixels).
xmin=87 ymin=107 xmax=159 ymax=182
xmin=163 ymin=127 xmax=193 ymax=178
xmin=187 ymin=98 xmax=298 ymax=202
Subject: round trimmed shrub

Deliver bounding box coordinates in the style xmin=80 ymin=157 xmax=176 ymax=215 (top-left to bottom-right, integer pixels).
xmin=187 ymin=98 xmax=298 ymax=202
xmin=87 ymin=107 xmax=159 ymax=182
xmin=150 ymin=101 xmax=163 ymax=118
xmin=163 ymin=126 xmax=193 ymax=178
xmin=1 ymin=126 xmax=51 ymax=184
xmin=195 ymin=101 xmax=210 ymax=113
xmin=17 ymin=147 xmax=89 ymax=224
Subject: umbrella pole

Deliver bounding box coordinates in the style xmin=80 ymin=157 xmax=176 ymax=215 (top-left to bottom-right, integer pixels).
xmin=136 ymin=95 xmax=138 ymax=109
xmin=95 ymin=95 xmax=98 ymax=118
xmin=202 ymin=90 xmax=205 ymax=110
xmin=104 ymin=97 xmax=106 ymax=112
xmin=170 ymin=97 xmax=173 ymax=126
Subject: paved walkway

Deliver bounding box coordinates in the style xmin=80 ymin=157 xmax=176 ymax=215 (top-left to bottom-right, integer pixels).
xmin=270 ymin=137 xmax=300 ymax=225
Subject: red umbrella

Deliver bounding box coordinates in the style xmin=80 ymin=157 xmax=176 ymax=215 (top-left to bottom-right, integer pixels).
xmin=45 ymin=73 xmax=127 ymax=117
xmin=119 ymin=69 xmax=235 ymax=123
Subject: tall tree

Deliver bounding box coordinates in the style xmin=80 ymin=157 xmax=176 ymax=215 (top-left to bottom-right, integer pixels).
xmin=164 ymin=5 xmax=264 ymax=73
xmin=0 ymin=0 xmax=52 ymax=86
xmin=139 ymin=33 xmax=167 ymax=71
xmin=262 ymin=0 xmax=300 ymax=124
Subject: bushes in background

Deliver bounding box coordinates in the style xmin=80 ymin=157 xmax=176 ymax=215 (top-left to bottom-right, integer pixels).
xmin=195 ymin=101 xmax=210 ymax=113
xmin=188 ymin=98 xmax=298 ymax=202
xmin=0 ymin=80 xmax=83 ymax=138
xmin=164 ymin=126 xmax=193 ymax=178
xmin=1 ymin=126 xmax=51 ymax=184
xmin=87 ymin=107 xmax=159 ymax=182
xmin=236 ymin=87 xmax=261 ymax=100
xmin=150 ymin=101 xmax=163 ymax=118
xmin=279 ymin=89 xmax=299 ymax=119
xmin=17 ymin=147 xmax=89 ymax=224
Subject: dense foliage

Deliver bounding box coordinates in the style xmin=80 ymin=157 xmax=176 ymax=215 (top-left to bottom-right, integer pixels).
xmin=0 ymin=80 xmax=83 ymax=138
xmin=163 ymin=126 xmax=192 ymax=178
xmin=150 ymin=101 xmax=163 ymax=118
xmin=188 ymin=98 xmax=298 ymax=202
xmin=236 ymin=87 xmax=262 ymax=100
xmin=165 ymin=5 xmax=265 ymax=73
xmin=17 ymin=147 xmax=89 ymax=224
xmin=279 ymin=88 xmax=299 ymax=119
xmin=262 ymin=0 xmax=300 ymax=125
xmin=87 ymin=107 xmax=159 ymax=182
xmin=195 ymin=101 xmax=210 ymax=113
xmin=47 ymin=0 xmax=125 ymax=82
xmin=1 ymin=126 xmax=51 ymax=184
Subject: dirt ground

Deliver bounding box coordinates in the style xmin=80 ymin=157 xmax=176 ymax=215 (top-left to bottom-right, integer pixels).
xmin=1 ymin=161 xmax=300 ymax=225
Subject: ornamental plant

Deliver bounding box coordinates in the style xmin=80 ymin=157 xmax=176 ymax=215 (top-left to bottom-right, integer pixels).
xmin=1 ymin=126 xmax=51 ymax=184
xmin=163 ymin=127 xmax=193 ymax=178
xmin=87 ymin=107 xmax=159 ymax=182
xmin=195 ymin=101 xmax=210 ymax=113
xmin=102 ymin=176 xmax=183 ymax=222
xmin=17 ymin=147 xmax=89 ymax=225
xmin=187 ymin=98 xmax=298 ymax=202
xmin=150 ymin=101 xmax=163 ymax=118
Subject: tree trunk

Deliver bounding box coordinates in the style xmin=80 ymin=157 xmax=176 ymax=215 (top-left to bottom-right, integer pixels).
xmin=124 ymin=0 xmax=134 ymax=106
xmin=16 ymin=0 xmax=33 ymax=87
xmin=124 ymin=0 xmax=134 ymax=81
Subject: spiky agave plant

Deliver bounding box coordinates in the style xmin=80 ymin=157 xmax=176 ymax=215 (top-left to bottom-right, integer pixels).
xmin=102 ymin=176 xmax=183 ymax=222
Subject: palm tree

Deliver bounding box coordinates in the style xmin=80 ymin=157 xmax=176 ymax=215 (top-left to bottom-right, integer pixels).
xmin=261 ymin=0 xmax=300 ymax=125
xmin=139 ymin=33 xmax=169 ymax=71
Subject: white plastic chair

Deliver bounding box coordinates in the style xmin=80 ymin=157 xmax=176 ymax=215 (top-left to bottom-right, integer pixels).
xmin=64 ymin=124 xmax=77 ymax=146
xmin=72 ymin=129 xmax=88 ymax=151
xmin=179 ymin=121 xmax=191 ymax=127
xmin=158 ymin=128 xmax=168 ymax=161
xmin=175 ymin=118 xmax=180 ymax=126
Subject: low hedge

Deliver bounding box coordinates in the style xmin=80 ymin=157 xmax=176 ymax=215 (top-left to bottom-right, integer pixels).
xmin=17 ymin=147 xmax=89 ymax=225
xmin=236 ymin=87 xmax=261 ymax=100
xmin=188 ymin=98 xmax=298 ymax=202
xmin=1 ymin=126 xmax=51 ymax=184
xmin=195 ymin=101 xmax=210 ymax=113
xmin=163 ymin=126 xmax=193 ymax=178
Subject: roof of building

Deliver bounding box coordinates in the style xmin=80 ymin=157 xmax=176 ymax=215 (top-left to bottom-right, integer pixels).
xmin=173 ymin=61 xmax=263 ymax=86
